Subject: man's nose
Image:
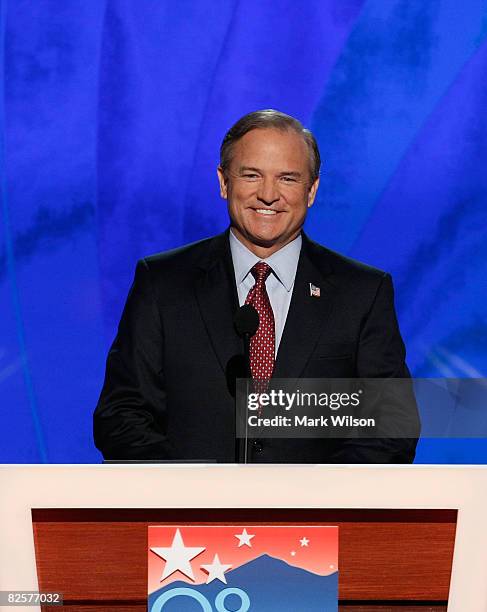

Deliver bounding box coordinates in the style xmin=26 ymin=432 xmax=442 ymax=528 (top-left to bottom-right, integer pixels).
xmin=256 ymin=177 xmax=280 ymax=205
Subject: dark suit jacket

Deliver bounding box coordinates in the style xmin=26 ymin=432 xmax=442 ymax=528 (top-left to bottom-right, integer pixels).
xmin=94 ymin=231 xmax=419 ymax=463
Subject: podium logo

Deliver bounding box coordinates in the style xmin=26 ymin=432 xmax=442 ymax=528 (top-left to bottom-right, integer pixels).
xmin=148 ymin=525 xmax=338 ymax=611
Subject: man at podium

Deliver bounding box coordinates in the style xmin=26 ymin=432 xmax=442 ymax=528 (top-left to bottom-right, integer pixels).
xmin=94 ymin=109 xmax=419 ymax=463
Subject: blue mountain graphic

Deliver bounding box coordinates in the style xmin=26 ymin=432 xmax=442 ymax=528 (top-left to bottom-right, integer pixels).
xmin=149 ymin=554 xmax=338 ymax=611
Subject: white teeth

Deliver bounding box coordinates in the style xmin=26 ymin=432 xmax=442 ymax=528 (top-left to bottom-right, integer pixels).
xmin=255 ymin=209 xmax=277 ymax=215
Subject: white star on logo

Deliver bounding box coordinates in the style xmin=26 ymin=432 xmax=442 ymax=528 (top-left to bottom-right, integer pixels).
xmin=200 ymin=554 xmax=232 ymax=584
xmin=235 ymin=528 xmax=255 ymax=548
xmin=300 ymin=537 xmax=310 ymax=547
xmin=290 ymin=550 xmax=296 ymax=557
xmin=150 ymin=528 xmax=205 ymax=582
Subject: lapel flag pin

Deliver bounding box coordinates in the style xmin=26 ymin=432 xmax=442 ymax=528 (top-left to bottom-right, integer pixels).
xmin=309 ymin=283 xmax=321 ymax=298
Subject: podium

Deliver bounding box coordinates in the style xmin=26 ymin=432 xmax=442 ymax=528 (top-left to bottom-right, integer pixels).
xmin=1 ymin=465 xmax=487 ymax=611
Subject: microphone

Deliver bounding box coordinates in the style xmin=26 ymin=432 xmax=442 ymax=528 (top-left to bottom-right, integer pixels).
xmin=234 ymin=304 xmax=259 ymax=337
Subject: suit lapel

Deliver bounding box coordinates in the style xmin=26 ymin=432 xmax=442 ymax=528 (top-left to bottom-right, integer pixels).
xmin=273 ymin=235 xmax=335 ymax=379
xmin=194 ymin=232 xmax=242 ymax=373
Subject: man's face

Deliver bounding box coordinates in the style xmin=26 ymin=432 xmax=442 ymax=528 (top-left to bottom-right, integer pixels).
xmin=217 ymin=128 xmax=319 ymax=257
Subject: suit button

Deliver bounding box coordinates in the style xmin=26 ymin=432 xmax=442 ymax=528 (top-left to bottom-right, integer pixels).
xmin=253 ymin=440 xmax=263 ymax=453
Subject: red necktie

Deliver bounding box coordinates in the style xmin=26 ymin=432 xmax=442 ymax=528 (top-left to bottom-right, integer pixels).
xmin=245 ymin=262 xmax=275 ymax=383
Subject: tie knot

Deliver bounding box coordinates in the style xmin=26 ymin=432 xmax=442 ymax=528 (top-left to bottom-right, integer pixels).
xmin=251 ymin=261 xmax=272 ymax=283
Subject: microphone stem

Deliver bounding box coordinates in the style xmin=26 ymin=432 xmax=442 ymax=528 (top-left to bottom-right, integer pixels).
xmin=240 ymin=333 xmax=252 ymax=464
xmin=243 ymin=333 xmax=251 ymax=378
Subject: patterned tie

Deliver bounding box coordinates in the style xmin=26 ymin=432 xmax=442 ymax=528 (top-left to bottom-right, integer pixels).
xmin=245 ymin=262 xmax=275 ymax=383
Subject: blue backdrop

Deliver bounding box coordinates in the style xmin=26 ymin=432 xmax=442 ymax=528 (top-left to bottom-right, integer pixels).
xmin=1 ymin=0 xmax=486 ymax=462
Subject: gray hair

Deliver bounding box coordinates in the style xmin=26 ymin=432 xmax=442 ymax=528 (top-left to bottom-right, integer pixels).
xmin=220 ymin=109 xmax=321 ymax=183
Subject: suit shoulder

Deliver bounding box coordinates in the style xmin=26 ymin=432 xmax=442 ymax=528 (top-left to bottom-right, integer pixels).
xmin=140 ymin=234 xmax=219 ymax=274
xmin=306 ymin=237 xmax=388 ymax=282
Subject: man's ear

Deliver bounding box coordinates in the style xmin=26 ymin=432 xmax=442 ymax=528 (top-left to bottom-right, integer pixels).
xmin=217 ymin=166 xmax=228 ymax=199
xmin=307 ymin=176 xmax=320 ymax=208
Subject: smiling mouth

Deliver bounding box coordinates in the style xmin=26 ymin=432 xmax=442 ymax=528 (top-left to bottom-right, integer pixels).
xmin=253 ymin=208 xmax=278 ymax=216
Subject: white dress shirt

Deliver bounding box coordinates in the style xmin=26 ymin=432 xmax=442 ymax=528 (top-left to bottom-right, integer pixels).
xmin=229 ymin=229 xmax=302 ymax=354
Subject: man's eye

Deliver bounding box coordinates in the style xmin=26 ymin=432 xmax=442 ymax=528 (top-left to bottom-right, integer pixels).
xmin=281 ymin=176 xmax=297 ymax=183
xmin=242 ymin=173 xmax=259 ymax=179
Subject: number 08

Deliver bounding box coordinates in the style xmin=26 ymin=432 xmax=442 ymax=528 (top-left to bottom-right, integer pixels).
xmin=151 ymin=586 xmax=250 ymax=611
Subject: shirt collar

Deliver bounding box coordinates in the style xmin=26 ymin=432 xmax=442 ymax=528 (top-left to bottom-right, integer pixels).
xmin=229 ymin=229 xmax=302 ymax=292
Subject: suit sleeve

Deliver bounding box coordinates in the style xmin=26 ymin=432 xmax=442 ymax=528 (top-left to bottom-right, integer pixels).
xmin=93 ymin=259 xmax=172 ymax=459
xmin=332 ymin=273 xmax=420 ymax=463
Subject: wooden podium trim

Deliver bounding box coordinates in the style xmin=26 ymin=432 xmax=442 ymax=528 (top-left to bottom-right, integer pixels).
xmin=32 ymin=507 xmax=456 ymax=608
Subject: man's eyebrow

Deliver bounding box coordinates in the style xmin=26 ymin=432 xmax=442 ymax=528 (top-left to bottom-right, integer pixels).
xmin=237 ymin=166 xmax=262 ymax=173
xmin=277 ymin=170 xmax=303 ymax=177
xmin=236 ymin=167 xmax=303 ymax=177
